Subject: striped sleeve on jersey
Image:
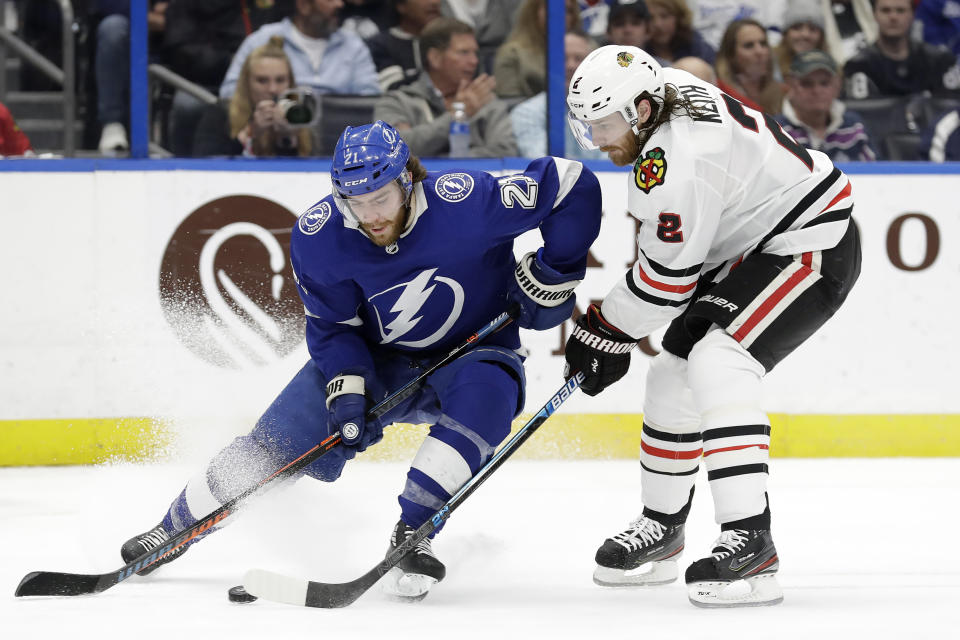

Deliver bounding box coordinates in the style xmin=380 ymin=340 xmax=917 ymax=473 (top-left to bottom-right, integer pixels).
xmin=603 ymin=249 xmax=704 ymax=338
xmin=627 ymin=247 xmax=702 ymax=306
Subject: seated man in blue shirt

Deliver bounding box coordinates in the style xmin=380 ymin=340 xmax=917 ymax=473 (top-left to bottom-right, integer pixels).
xmin=220 ymin=0 xmax=380 ymax=100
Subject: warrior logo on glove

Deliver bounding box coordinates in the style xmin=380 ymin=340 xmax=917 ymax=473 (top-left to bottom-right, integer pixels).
xmin=563 ymin=304 xmax=638 ymax=396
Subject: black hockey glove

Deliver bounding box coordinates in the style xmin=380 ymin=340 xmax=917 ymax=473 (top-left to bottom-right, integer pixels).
xmin=507 ymin=249 xmax=582 ymax=331
xmin=326 ymin=374 xmax=382 ymax=451
xmin=563 ymin=304 xmax=638 ymax=396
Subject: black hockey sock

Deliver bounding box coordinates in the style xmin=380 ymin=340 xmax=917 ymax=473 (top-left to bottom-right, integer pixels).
xmin=643 ymin=486 xmax=695 ymax=526
xmin=720 ymin=494 xmax=771 ymax=531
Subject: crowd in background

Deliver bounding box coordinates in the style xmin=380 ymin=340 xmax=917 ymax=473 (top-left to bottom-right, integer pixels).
xmin=1 ymin=0 xmax=959 ymax=161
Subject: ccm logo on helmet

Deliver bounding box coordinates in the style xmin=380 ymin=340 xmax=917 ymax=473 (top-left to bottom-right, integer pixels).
xmin=344 ymin=178 xmax=368 ymax=187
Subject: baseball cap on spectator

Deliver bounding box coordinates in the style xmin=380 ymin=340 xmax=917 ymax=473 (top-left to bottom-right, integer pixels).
xmin=782 ymin=0 xmax=825 ymax=31
xmin=608 ymin=0 xmax=650 ymax=25
xmin=789 ymin=50 xmax=837 ymax=76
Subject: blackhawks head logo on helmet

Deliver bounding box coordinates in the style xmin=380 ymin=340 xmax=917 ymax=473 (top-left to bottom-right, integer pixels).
xmin=617 ymin=51 xmax=634 ymax=67
xmin=634 ymin=147 xmax=667 ymax=193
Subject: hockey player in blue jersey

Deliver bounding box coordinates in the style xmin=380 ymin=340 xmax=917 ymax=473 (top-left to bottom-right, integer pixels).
xmin=119 ymin=120 xmax=602 ymax=600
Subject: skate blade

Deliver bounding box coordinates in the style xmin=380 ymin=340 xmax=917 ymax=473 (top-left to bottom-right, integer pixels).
xmin=382 ymin=567 xmax=437 ymax=602
xmin=687 ymin=574 xmax=783 ymax=608
xmin=593 ymin=560 xmax=678 ymax=587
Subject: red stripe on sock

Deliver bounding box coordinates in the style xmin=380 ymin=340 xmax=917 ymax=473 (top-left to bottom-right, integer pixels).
xmin=703 ymin=444 xmax=769 ymax=457
xmin=642 ymin=441 xmax=703 ymax=459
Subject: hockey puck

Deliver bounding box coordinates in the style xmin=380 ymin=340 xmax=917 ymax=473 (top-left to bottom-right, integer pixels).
xmin=227 ymin=585 xmax=257 ymax=604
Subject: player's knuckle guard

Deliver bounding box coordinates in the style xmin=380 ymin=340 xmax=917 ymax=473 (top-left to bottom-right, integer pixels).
xmin=564 ymin=304 xmax=636 ymax=394
xmin=514 ymin=251 xmax=581 ymax=308
xmin=325 ymin=374 xmax=365 ymax=408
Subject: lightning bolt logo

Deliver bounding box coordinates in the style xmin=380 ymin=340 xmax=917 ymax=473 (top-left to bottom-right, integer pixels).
xmin=382 ymin=269 xmax=437 ymax=342
xmin=369 ymin=268 xmax=465 ymax=347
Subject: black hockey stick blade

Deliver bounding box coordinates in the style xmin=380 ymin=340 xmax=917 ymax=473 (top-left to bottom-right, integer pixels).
xmin=14 ymin=307 xmax=518 ymax=599
xmin=243 ymin=371 xmax=584 ymax=608
xmin=16 ymin=571 xmax=101 ymax=598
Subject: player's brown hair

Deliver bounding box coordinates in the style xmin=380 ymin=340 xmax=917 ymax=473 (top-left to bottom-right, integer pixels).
xmin=406 ymin=155 xmax=427 ymax=183
xmin=634 ymin=84 xmax=703 ymax=145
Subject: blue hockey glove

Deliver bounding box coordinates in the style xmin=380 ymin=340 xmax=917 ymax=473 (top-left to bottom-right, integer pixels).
xmin=326 ymin=374 xmax=381 ymax=450
xmin=564 ymin=304 xmax=637 ymax=396
xmin=508 ymin=249 xmax=582 ymax=330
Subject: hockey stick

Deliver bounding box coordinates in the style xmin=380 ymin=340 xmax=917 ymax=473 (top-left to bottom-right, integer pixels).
xmin=14 ymin=306 xmax=519 ymax=598
xmin=242 ymin=370 xmax=585 ymax=608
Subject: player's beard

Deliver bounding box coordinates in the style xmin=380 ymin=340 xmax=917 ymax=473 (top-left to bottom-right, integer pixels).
xmin=601 ymin=129 xmax=643 ymax=167
xmin=362 ymin=205 xmax=410 ymax=247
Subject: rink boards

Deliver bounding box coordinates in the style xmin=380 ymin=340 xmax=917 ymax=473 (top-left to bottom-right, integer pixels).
xmin=0 ymin=159 xmax=957 ymax=463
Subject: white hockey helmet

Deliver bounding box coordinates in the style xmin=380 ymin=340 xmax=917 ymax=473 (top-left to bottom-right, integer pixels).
xmin=566 ymin=45 xmax=664 ymax=150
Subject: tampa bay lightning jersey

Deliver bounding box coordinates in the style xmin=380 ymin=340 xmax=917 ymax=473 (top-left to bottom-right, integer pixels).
xmin=289 ymin=157 xmax=602 ymax=379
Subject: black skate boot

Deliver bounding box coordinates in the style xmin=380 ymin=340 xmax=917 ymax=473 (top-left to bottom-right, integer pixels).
xmin=685 ymin=529 xmax=782 ymax=608
xmin=593 ymin=516 xmax=684 ymax=587
xmin=120 ymin=523 xmax=188 ymax=576
xmin=382 ymin=519 xmax=446 ymax=601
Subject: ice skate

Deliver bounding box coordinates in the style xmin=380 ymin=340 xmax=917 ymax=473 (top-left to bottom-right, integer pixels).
xmin=593 ymin=516 xmax=684 ymax=587
xmin=685 ymin=529 xmax=782 ymax=608
xmin=120 ymin=523 xmax=188 ymax=576
xmin=381 ymin=519 xmax=446 ymax=601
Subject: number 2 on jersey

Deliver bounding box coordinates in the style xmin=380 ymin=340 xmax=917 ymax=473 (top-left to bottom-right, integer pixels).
xmin=720 ymin=94 xmax=813 ymax=171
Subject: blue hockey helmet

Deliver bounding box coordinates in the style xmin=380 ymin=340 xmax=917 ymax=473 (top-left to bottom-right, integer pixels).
xmin=331 ymin=120 xmax=412 ymax=199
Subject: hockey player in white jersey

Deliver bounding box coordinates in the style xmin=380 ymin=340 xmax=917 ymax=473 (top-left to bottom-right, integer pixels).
xmin=565 ymin=46 xmax=861 ymax=607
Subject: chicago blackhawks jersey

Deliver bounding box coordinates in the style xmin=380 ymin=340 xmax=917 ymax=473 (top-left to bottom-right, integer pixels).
xmin=602 ymin=68 xmax=854 ymax=340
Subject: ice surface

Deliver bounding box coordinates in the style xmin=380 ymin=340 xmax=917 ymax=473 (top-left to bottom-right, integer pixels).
xmin=3 ymin=459 xmax=958 ymax=638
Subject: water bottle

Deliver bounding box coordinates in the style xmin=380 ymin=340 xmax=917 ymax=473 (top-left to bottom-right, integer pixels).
xmin=448 ymin=102 xmax=470 ymax=157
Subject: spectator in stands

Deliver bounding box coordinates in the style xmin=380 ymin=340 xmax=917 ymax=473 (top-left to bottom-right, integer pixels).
xmin=673 ymin=55 xmax=717 ymax=84
xmin=605 ymin=0 xmax=651 ymax=50
xmin=916 ymin=0 xmax=960 ymax=59
xmin=442 ymin=0 xmax=522 ymax=73
xmin=920 ymin=107 xmax=960 ymax=161
xmin=0 ymin=100 xmax=34 ymax=157
xmin=220 ymin=0 xmax=380 ymax=100
xmin=822 ymin=0 xmax=877 ymax=66
xmin=645 ymin=0 xmax=715 ymax=65
xmin=777 ymin=50 xmax=877 ymax=162
xmin=162 ymin=0 xmax=283 ymax=156
xmin=193 ymin=36 xmax=313 ymax=157
xmin=716 ymin=18 xmax=784 ymax=115
xmin=364 ymin=0 xmax=443 ymax=91
xmin=774 ymin=0 xmax=830 ymax=80
xmin=374 ymin=17 xmax=517 ymax=156
xmin=493 ymin=0 xmax=582 ymax=100
xmin=843 ymin=0 xmax=960 ymax=99
xmin=93 ymin=1 xmax=168 ymax=153
xmin=510 ymin=30 xmax=604 ymax=158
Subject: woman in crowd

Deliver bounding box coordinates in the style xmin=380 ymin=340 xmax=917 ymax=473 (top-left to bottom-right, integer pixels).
xmin=493 ymin=0 xmax=581 ymax=99
xmin=774 ymin=0 xmax=832 ymax=79
xmin=715 ymin=18 xmax=784 ymax=115
xmin=193 ymin=35 xmax=312 ymax=157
